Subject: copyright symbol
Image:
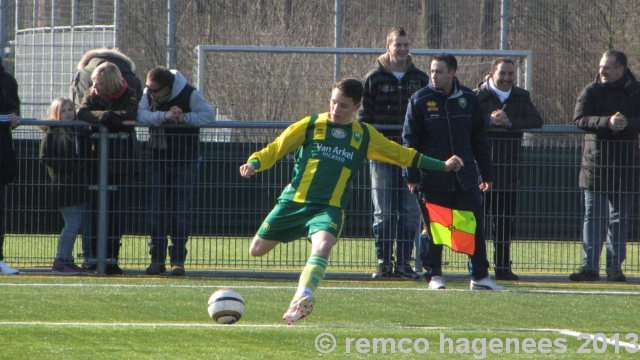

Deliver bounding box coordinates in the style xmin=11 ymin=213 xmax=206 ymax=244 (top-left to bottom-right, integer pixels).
xmin=315 ymin=332 xmax=336 ymax=353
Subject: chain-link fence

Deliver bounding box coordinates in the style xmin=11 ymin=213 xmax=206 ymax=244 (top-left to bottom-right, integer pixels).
xmin=3 ymin=122 xmax=640 ymax=276
xmin=2 ymin=0 xmax=640 ymax=276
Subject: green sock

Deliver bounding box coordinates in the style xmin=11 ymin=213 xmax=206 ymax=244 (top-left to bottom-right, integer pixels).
xmin=295 ymin=253 xmax=328 ymax=298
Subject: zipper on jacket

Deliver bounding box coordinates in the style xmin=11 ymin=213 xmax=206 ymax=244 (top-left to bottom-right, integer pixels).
xmin=444 ymin=96 xmax=459 ymax=191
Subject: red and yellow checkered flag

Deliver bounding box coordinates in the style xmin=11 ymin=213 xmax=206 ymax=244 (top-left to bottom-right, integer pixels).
xmin=424 ymin=202 xmax=476 ymax=256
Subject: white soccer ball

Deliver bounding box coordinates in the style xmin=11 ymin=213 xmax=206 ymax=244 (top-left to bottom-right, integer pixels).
xmin=207 ymin=288 xmax=245 ymax=324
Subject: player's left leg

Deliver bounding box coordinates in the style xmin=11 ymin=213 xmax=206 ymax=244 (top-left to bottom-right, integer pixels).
xmin=283 ymin=231 xmax=336 ymax=325
xmin=249 ymin=236 xmax=280 ymax=257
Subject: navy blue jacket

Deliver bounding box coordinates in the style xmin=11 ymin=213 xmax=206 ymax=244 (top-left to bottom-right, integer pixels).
xmin=403 ymin=77 xmax=494 ymax=191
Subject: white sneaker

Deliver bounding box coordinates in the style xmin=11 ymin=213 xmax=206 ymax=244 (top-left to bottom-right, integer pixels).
xmin=282 ymin=295 xmax=315 ymax=325
xmin=470 ymin=276 xmax=504 ymax=290
xmin=0 ymin=260 xmax=19 ymax=275
xmin=428 ymin=275 xmax=446 ymax=290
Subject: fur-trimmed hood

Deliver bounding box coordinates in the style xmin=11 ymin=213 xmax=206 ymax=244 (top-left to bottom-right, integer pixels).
xmin=76 ymin=48 xmax=136 ymax=71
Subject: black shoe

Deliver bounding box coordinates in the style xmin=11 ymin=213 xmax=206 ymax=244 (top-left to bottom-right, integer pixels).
xmin=105 ymin=264 xmax=123 ymax=275
xmin=82 ymin=258 xmax=97 ymax=271
xmin=606 ymin=272 xmax=626 ymax=282
xmin=82 ymin=263 xmax=97 ymax=271
xmin=394 ymin=265 xmax=420 ymax=280
xmin=569 ymin=270 xmax=600 ymax=282
xmin=145 ymin=263 xmax=166 ymax=275
xmin=372 ymin=262 xmax=395 ymax=279
xmin=495 ymin=270 xmax=520 ymax=281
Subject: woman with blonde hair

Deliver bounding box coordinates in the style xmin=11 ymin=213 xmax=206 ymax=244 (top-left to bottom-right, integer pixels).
xmin=40 ymin=98 xmax=91 ymax=274
xmin=78 ymin=61 xmax=138 ymax=275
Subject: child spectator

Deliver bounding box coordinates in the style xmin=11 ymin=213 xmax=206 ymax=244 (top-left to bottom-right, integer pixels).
xmin=40 ymin=98 xmax=91 ymax=275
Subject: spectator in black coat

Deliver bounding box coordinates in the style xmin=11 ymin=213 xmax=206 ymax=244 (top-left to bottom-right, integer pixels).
xmin=570 ymin=50 xmax=640 ymax=282
xmin=475 ymin=58 xmax=543 ymax=281
xmin=0 ymin=57 xmax=20 ymax=275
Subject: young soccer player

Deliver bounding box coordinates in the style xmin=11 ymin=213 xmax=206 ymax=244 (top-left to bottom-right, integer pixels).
xmin=239 ymin=78 xmax=463 ymax=324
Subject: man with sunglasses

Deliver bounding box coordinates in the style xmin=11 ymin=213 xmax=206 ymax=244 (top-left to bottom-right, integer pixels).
xmin=137 ymin=67 xmax=215 ymax=276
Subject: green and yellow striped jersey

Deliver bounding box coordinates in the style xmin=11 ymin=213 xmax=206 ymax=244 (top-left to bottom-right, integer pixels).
xmin=248 ymin=112 xmax=440 ymax=209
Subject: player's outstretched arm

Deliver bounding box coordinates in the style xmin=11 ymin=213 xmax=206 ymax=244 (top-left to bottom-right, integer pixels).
xmin=239 ymin=163 xmax=256 ymax=178
xmin=444 ymin=155 xmax=464 ymax=172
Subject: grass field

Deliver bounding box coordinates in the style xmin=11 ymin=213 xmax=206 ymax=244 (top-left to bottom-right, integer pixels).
xmin=1 ymin=275 xmax=639 ymax=359
xmin=6 ymin=234 xmax=640 ymax=275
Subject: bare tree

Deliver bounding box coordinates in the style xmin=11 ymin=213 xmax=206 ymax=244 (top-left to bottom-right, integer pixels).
xmin=419 ymin=0 xmax=442 ymax=49
xmin=480 ymin=0 xmax=496 ymax=49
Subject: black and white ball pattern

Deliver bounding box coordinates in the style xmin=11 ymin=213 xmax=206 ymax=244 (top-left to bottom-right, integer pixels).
xmin=207 ymin=288 xmax=245 ymax=324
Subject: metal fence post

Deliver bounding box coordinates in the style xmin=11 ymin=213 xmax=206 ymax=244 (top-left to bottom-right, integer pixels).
xmin=0 ymin=0 xmax=6 ymax=59
xmin=196 ymin=45 xmax=204 ymax=91
xmin=500 ymin=0 xmax=508 ymax=50
xmin=96 ymin=125 xmax=109 ymax=275
xmin=334 ymin=0 xmax=342 ymax=81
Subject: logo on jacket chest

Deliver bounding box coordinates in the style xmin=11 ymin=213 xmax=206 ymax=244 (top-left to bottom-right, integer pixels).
xmin=458 ymin=97 xmax=467 ymax=109
xmin=381 ymin=84 xmax=396 ymax=93
xmin=427 ymin=100 xmax=439 ymax=113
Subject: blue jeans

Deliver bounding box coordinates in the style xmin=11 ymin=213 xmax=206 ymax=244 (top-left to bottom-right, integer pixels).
xmin=58 ymin=203 xmax=85 ymax=261
xmin=421 ymin=186 xmax=490 ymax=280
xmin=370 ymin=161 xmax=420 ymax=266
xmin=581 ymin=190 xmax=632 ymax=274
xmin=147 ymin=160 xmax=199 ymax=265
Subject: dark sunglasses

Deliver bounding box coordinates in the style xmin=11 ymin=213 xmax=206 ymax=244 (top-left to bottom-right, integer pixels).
xmin=147 ymin=85 xmax=166 ymax=94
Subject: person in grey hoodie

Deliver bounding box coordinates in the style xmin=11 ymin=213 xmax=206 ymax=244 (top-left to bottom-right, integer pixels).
xmin=137 ymin=67 xmax=215 ymax=276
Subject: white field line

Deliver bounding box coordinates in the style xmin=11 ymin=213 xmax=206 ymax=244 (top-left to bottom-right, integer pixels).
xmin=0 ymin=321 xmax=637 ymax=352
xmin=0 ymin=282 xmax=639 ymax=296
xmin=558 ymin=330 xmax=639 ymax=353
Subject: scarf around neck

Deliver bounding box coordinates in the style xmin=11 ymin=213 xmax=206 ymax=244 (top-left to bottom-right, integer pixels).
xmin=488 ymin=78 xmax=512 ymax=103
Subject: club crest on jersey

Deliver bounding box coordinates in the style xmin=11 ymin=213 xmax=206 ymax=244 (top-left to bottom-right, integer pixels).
xmin=458 ymin=97 xmax=467 ymax=109
xmin=354 ymin=132 xmax=362 ymax=142
xmin=331 ymin=128 xmax=347 ymax=139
